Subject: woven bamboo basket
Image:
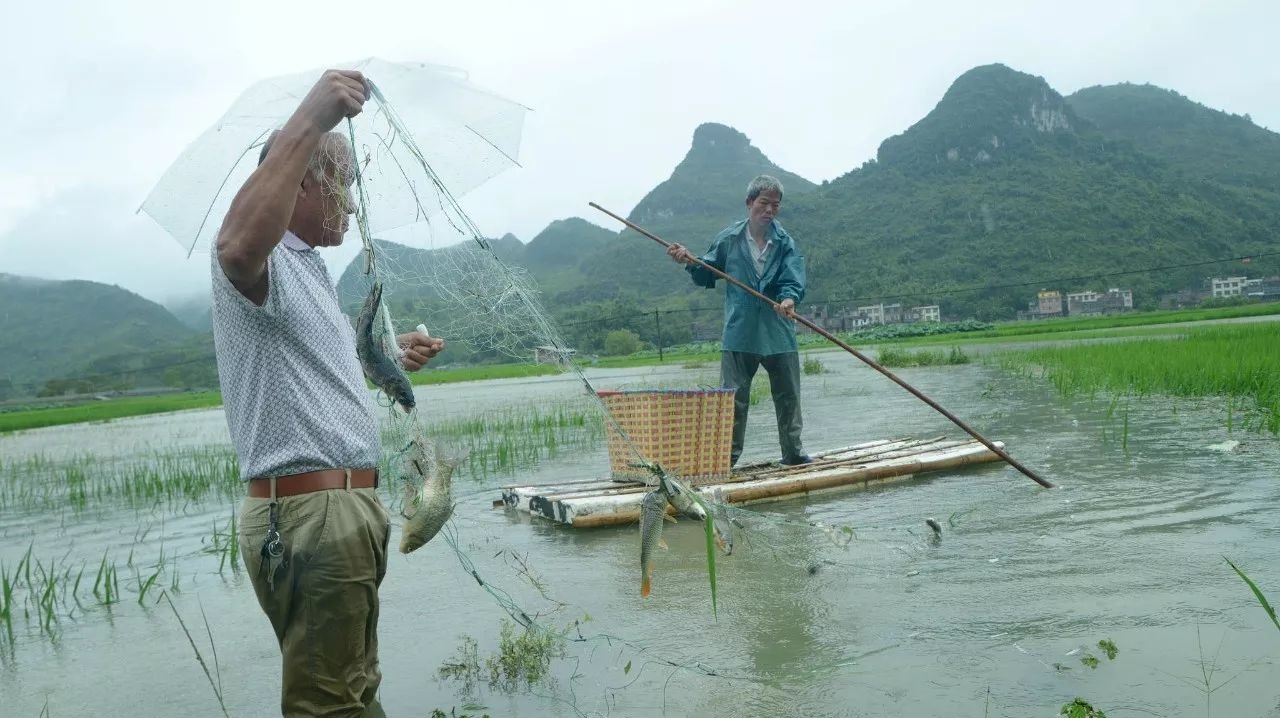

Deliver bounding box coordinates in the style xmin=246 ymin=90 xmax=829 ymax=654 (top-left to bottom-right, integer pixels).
xmin=596 ymin=388 xmax=736 ymax=481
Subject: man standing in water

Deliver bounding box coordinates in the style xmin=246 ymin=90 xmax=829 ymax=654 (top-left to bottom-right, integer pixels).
xmin=667 ymin=175 xmax=810 ymax=467
xmin=211 ymin=69 xmax=443 ymax=716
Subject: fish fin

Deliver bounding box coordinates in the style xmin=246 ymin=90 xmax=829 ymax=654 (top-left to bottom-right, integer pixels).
xmin=658 ymin=538 xmax=668 ymax=551
xmin=663 ymin=513 xmax=678 ymax=524
xmin=714 ymin=533 xmax=727 ymax=552
xmin=641 ymin=572 xmax=651 ymax=598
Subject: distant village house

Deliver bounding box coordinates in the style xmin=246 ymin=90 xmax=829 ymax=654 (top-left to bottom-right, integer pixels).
xmin=1020 ymin=288 xmax=1136 ymax=320
xmin=1066 ymin=288 xmax=1133 ymax=316
xmin=1211 ymin=276 xmax=1248 ymax=298
xmin=1018 ymin=290 xmax=1065 ymax=320
xmin=799 ymin=303 xmax=941 ymax=333
xmin=1163 ymin=275 xmax=1280 ymax=308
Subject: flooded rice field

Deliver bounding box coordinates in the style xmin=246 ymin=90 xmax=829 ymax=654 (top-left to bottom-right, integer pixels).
xmin=2 ymin=352 xmax=1278 ymax=717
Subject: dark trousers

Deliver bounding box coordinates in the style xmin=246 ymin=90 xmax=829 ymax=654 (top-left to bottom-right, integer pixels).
xmin=721 ymin=350 xmax=804 ymax=465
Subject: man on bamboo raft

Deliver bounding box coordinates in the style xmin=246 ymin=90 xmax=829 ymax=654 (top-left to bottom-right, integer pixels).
xmin=667 ymin=174 xmax=811 ymax=467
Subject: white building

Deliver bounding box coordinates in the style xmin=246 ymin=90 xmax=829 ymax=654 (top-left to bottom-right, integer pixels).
xmin=1067 ymin=288 xmax=1133 ymax=316
xmin=1211 ymin=276 xmax=1248 ymax=298
xmin=857 ymin=304 xmax=884 ymax=325
xmin=909 ymin=305 xmax=941 ymax=322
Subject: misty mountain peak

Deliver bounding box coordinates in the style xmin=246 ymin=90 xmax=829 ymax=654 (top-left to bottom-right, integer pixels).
xmin=877 ymin=63 xmax=1080 ymax=168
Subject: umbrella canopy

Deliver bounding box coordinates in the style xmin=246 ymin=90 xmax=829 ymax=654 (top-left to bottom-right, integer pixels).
xmin=140 ymin=58 xmax=528 ymax=255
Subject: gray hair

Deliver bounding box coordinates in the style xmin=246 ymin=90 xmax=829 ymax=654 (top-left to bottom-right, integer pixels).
xmin=746 ymin=175 xmax=784 ymax=202
xmin=257 ymin=130 xmax=344 ymax=176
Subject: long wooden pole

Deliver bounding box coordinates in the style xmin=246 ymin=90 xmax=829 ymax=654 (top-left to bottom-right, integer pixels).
xmin=589 ymin=202 xmax=1054 ymax=489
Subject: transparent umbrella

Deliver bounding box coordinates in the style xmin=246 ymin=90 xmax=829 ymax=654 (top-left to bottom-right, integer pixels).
xmin=139 ymin=57 xmax=528 ymax=257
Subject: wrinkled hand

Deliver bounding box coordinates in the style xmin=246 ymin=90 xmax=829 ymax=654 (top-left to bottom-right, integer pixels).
xmin=774 ymin=298 xmax=797 ymax=319
xmin=396 ymin=331 xmax=444 ymax=372
xmin=295 ymin=69 xmax=368 ymax=133
xmin=666 ymin=243 xmax=694 ymax=265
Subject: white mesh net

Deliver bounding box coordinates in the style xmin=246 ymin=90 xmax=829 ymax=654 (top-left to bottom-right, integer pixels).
xmin=138 ymin=58 xmax=880 ymax=714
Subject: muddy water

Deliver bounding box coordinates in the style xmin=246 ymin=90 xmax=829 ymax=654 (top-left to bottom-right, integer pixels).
xmin=2 ymin=354 xmax=1278 ymax=717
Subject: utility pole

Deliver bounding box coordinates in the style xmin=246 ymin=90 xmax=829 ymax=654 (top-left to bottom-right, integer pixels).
xmin=654 ymin=310 xmax=663 ymax=362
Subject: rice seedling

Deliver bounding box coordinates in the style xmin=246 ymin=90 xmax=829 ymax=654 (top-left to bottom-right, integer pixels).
xmin=202 ymin=511 xmax=241 ymax=574
xmin=135 ymin=565 xmax=162 ymax=606
xmin=169 ymin=556 xmax=182 ymax=594
xmin=998 ymin=323 xmax=1280 ymax=435
xmin=0 ymin=446 xmax=242 ymax=513
xmin=749 ymin=375 xmax=771 ymax=407
xmin=1 ymin=563 xmax=16 ymax=644
xmin=802 ymin=355 xmax=827 ymax=375
xmin=876 ymin=346 xmax=971 ymax=367
xmin=92 ymin=553 xmax=120 ymax=605
xmin=0 ymin=542 xmax=194 ymax=651
xmin=392 ymin=399 xmax=605 ymax=481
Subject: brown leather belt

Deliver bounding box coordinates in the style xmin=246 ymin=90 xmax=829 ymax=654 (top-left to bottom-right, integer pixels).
xmin=248 ymin=468 xmax=379 ymax=498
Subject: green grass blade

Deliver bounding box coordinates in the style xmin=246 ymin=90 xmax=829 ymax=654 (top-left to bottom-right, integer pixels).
xmin=1225 ymin=557 xmax=1280 ymax=632
xmin=690 ymin=492 xmax=717 ymax=621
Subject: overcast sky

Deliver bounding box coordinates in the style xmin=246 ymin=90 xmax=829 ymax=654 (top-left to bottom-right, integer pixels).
xmin=1 ymin=0 xmax=1276 ymax=306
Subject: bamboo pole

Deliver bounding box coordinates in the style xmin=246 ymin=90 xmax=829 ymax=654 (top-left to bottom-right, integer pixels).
xmin=567 ymin=443 xmax=1003 ymax=527
xmin=589 ymin=202 xmax=1054 ymax=489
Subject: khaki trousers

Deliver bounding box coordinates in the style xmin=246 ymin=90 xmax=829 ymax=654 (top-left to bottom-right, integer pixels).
xmin=239 ymin=486 xmax=391 ymax=717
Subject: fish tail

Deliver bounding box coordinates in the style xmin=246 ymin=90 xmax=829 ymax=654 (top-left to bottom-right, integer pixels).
xmin=641 ymin=572 xmax=651 ymax=598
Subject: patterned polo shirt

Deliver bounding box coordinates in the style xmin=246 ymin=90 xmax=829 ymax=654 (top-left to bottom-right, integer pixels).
xmin=210 ymin=232 xmax=383 ymax=480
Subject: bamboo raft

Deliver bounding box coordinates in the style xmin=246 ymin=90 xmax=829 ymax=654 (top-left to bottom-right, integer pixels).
xmin=497 ymin=436 xmax=1005 ymax=528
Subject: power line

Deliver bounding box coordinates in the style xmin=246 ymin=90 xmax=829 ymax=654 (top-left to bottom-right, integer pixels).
xmin=557 ymin=249 xmax=1280 ymax=328
xmin=9 ymin=248 xmax=1275 ymax=392
xmin=804 ymin=250 xmax=1280 ymax=306
xmin=558 ymin=306 xmax=719 ymax=328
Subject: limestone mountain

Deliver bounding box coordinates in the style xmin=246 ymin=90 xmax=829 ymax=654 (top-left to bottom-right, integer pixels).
xmin=1067 ymin=82 xmax=1280 ymax=188
xmin=0 ymin=274 xmax=204 ymax=397
xmin=334 ymin=63 xmax=1280 ymax=353
xmin=780 ymin=64 xmax=1280 ymax=318
xmin=878 ymin=64 xmax=1083 ymax=169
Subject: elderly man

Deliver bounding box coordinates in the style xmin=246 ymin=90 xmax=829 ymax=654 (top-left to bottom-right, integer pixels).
xmin=668 ymin=175 xmax=810 ymax=467
xmin=211 ymin=69 xmax=442 ymax=717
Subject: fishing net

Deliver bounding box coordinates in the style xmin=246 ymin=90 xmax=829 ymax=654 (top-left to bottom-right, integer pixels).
xmin=138 ymin=58 xmax=916 ymax=715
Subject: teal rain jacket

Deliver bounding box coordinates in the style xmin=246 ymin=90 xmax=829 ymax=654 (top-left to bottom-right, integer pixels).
xmin=687 ymin=219 xmax=807 ymax=356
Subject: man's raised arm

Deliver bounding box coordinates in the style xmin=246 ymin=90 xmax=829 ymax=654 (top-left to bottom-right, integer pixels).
xmin=216 ymin=70 xmax=367 ymax=300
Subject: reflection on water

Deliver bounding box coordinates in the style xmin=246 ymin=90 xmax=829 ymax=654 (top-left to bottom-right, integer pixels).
xmin=2 ymin=354 xmax=1279 ymax=717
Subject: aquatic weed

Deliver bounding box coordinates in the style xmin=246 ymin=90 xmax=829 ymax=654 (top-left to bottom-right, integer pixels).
xmin=1061 ymin=698 xmax=1107 ymax=718
xmin=485 ymin=619 xmax=566 ymax=692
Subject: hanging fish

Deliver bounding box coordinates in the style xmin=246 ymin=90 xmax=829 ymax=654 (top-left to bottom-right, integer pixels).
xmin=639 ymin=489 xmax=671 ymax=597
xmin=400 ymin=439 xmax=459 ymax=554
xmin=356 ymin=281 xmax=415 ymax=413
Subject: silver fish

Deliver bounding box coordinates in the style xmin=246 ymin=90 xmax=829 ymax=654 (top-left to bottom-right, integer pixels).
xmin=639 ymin=489 xmax=669 ymax=597
xmin=356 ymin=281 xmax=415 ymax=413
xmin=661 ymin=475 xmax=707 ymax=521
xmin=400 ymin=443 xmax=457 ymax=554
